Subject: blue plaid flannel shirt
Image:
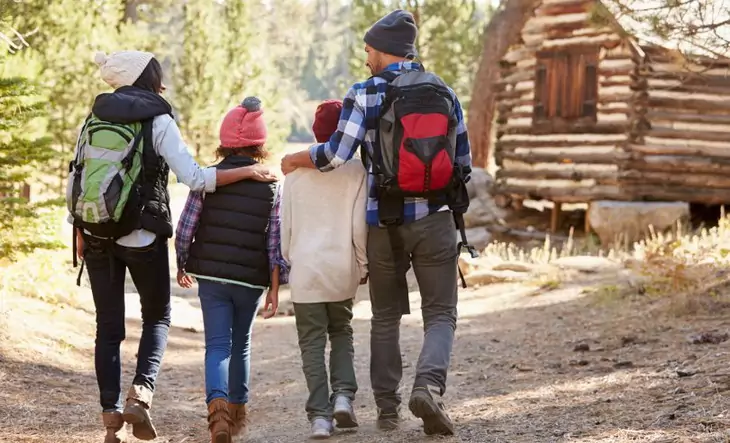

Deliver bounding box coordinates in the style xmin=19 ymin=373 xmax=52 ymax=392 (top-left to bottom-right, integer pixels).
xmin=309 ymin=61 xmax=472 ymax=226
xmin=175 ymin=184 xmax=289 ymax=286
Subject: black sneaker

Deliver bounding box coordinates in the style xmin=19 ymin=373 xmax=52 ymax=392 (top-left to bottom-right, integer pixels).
xmin=376 ymin=407 xmax=400 ymax=431
xmin=408 ymin=386 xmax=455 ymax=436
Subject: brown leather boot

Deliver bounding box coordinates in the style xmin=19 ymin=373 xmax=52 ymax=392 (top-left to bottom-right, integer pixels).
xmin=102 ymin=412 xmax=127 ymax=443
xmin=121 ymin=385 xmax=157 ymax=441
xmin=208 ymin=399 xmax=233 ymax=443
xmin=228 ymin=403 xmax=248 ymax=437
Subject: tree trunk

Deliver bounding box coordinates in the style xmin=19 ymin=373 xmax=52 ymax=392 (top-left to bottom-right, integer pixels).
xmin=467 ymin=0 xmax=541 ymax=169
xmin=123 ymin=0 xmax=139 ymax=23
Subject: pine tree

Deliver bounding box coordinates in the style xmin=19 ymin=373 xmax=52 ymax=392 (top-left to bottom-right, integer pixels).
xmin=348 ymin=0 xmax=489 ymax=106
xmin=0 ymin=5 xmax=59 ymax=259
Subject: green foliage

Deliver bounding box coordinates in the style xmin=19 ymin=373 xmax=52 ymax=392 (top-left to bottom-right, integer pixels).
xmin=348 ymin=0 xmax=490 ymax=108
xmin=0 ymin=70 xmax=61 ymax=259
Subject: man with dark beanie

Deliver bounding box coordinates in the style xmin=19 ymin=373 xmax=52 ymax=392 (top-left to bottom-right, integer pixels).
xmin=281 ymin=9 xmax=471 ymax=437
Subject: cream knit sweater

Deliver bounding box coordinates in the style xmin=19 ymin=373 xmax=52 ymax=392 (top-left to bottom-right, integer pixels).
xmin=280 ymin=160 xmax=368 ymax=304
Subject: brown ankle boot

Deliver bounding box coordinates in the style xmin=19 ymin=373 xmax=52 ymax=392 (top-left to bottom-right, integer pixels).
xmin=228 ymin=403 xmax=248 ymax=437
xmin=102 ymin=412 xmax=127 ymax=443
xmin=122 ymin=385 xmax=157 ymax=441
xmin=208 ymin=399 xmax=233 ymax=443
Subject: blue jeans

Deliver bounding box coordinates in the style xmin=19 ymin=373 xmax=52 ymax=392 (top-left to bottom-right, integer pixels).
xmin=198 ymin=279 xmax=264 ymax=405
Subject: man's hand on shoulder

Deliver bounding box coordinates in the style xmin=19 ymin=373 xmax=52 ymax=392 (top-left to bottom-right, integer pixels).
xmin=281 ymin=149 xmax=317 ymax=175
xmin=281 ymin=154 xmax=298 ymax=175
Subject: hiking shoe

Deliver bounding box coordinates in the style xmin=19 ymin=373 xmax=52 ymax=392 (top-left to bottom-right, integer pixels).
xmin=408 ymin=386 xmax=455 ymax=436
xmin=122 ymin=385 xmax=157 ymax=441
xmin=376 ymin=407 xmax=400 ymax=431
xmin=102 ymin=411 xmax=127 ymax=443
xmin=310 ymin=417 xmax=333 ymax=439
xmin=207 ymin=398 xmax=233 ymax=443
xmin=333 ymin=395 xmax=358 ymax=429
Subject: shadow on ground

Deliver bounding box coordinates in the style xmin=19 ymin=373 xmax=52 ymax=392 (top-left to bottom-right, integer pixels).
xmin=3 ymin=281 xmax=730 ymax=442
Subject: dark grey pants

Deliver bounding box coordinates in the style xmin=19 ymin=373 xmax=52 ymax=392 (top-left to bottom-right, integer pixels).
xmin=368 ymin=211 xmax=458 ymax=411
xmin=294 ymin=299 xmax=358 ymax=421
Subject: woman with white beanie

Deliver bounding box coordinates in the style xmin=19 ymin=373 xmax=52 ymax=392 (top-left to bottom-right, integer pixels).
xmin=68 ymin=50 xmax=277 ymax=443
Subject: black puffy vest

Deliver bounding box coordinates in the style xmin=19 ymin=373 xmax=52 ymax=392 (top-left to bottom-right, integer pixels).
xmin=185 ymin=155 xmax=277 ymax=286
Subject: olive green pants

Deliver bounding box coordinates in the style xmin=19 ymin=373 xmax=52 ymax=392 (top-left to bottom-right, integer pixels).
xmin=294 ymin=299 xmax=358 ymax=421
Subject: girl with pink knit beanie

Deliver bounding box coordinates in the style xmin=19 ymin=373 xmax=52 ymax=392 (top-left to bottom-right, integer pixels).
xmin=174 ymin=97 xmax=288 ymax=443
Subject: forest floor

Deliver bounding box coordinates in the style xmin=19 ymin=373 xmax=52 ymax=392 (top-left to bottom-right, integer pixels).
xmin=2 ymin=145 xmax=730 ymax=442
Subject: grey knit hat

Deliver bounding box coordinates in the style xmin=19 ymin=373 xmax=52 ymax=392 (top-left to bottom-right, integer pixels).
xmin=364 ymin=10 xmax=418 ymax=58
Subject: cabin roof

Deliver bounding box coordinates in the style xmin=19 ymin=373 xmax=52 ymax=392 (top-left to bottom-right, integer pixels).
xmin=598 ymin=0 xmax=730 ymax=59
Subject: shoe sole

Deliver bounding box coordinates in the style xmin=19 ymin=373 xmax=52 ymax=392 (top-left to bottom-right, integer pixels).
xmin=122 ymin=404 xmax=157 ymax=441
xmin=309 ymin=432 xmax=332 ymax=440
xmin=408 ymin=393 xmax=455 ymax=436
xmin=333 ymin=409 xmax=359 ymax=429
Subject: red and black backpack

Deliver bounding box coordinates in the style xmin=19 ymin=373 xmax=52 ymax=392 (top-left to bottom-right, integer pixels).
xmin=363 ymin=67 xmax=478 ymax=299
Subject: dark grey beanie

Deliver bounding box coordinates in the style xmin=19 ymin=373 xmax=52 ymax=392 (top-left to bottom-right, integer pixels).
xmin=364 ymin=10 xmax=418 ymax=58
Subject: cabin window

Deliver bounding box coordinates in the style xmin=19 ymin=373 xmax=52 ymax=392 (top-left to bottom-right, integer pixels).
xmin=533 ymin=48 xmax=599 ymax=124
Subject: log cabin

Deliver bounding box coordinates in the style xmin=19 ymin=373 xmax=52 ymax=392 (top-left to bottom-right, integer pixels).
xmin=491 ymin=0 xmax=730 ymax=232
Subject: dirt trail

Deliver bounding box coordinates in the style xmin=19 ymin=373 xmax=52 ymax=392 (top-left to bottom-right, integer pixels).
xmin=2 ymin=182 xmax=730 ymax=442
xmin=3 ymin=271 xmax=730 ymax=443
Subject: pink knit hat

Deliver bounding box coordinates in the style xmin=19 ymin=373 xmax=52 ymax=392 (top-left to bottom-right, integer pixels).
xmin=219 ymin=97 xmax=267 ymax=148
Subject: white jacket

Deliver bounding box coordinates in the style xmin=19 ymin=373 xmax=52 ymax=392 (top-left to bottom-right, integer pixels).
xmin=281 ymin=160 xmax=368 ymax=304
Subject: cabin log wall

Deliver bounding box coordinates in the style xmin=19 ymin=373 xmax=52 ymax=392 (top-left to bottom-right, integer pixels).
xmin=493 ymin=0 xmax=730 ymax=206
xmin=621 ymin=45 xmax=730 ymax=204
xmin=494 ymin=0 xmax=636 ymax=203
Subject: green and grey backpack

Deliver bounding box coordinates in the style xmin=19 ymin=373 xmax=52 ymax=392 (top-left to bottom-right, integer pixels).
xmin=66 ymin=115 xmax=146 ymax=241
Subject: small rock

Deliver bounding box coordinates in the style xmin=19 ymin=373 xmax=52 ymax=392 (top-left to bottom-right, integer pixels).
xmin=676 ymin=369 xmax=697 ymax=378
xmin=574 ymin=343 xmax=591 ymax=352
xmin=463 ymin=168 xmax=505 ymax=228
xmin=570 ymin=359 xmax=590 ymax=366
xmin=464 ymin=269 xmax=529 ymax=286
xmin=551 ymin=256 xmax=620 ymax=273
xmin=689 ymin=331 xmax=729 ymax=345
xmin=588 ymin=200 xmax=689 ymax=246
xmin=613 ymin=361 xmax=634 ymax=369
xmin=183 ymin=326 xmax=201 ymax=333
xmin=621 ymin=335 xmax=638 ymax=347
xmin=492 ymin=262 xmax=535 ymax=273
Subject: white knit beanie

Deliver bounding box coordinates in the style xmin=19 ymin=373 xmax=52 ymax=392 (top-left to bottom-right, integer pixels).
xmin=94 ymin=50 xmax=154 ymax=89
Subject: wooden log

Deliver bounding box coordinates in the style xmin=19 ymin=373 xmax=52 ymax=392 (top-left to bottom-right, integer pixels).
xmin=627 ymin=143 xmax=730 ymax=159
xmin=642 ymin=71 xmax=730 ymax=88
xmin=624 ymin=156 xmax=730 ymax=175
xmin=497 ymin=149 xmax=625 ymax=164
xmin=597 ymin=93 xmax=634 ymax=104
xmin=626 ymin=185 xmax=730 ymax=205
xmin=501 ymin=120 xmax=626 ymax=135
xmin=497 ymin=69 xmax=534 ymax=85
xmin=648 ymin=62 xmax=730 ymax=77
xmin=535 ymin=0 xmax=591 ymax=16
xmin=647 ymin=82 xmax=730 ymax=96
xmin=648 ymin=97 xmax=730 ymax=112
xmin=646 ymin=128 xmax=730 ymax=144
xmin=497 ymin=167 xmax=618 ymax=181
xmin=497 ymin=134 xmax=624 ymax=149
xmin=620 ymin=170 xmax=730 ymax=189
xmin=645 ymin=111 xmax=730 ymax=126
xmin=495 ymin=183 xmax=624 ymax=203
xmin=645 ymin=53 xmax=730 ymax=69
